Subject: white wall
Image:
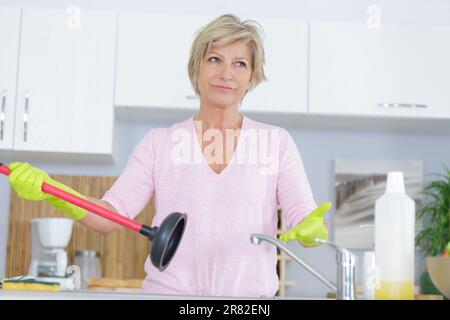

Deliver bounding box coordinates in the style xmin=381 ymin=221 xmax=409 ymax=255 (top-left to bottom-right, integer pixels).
xmin=0 ymin=0 xmax=450 ymax=25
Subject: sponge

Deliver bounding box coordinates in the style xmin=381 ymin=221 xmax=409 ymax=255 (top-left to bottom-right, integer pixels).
xmin=2 ymin=279 xmax=60 ymax=292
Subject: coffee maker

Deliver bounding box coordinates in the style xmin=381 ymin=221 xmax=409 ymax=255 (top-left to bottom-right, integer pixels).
xmin=29 ymin=218 xmax=78 ymax=289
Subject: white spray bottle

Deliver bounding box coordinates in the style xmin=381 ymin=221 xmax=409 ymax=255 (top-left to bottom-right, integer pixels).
xmin=374 ymin=171 xmax=415 ymax=299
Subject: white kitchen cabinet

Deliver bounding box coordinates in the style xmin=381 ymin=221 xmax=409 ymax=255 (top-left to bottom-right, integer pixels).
xmin=0 ymin=7 xmax=21 ymax=150
xmin=13 ymin=8 xmax=116 ymax=155
xmin=241 ymin=18 xmax=308 ymax=114
xmin=309 ymin=21 xmax=450 ymax=119
xmin=115 ymin=13 xmax=213 ymax=111
xmin=115 ymin=14 xmax=308 ymax=115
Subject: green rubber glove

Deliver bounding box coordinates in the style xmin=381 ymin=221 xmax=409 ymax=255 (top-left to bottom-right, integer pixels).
xmin=279 ymin=202 xmax=332 ymax=247
xmin=8 ymin=162 xmax=87 ymax=221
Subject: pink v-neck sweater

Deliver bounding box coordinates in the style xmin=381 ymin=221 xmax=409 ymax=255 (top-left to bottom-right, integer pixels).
xmin=101 ymin=115 xmax=317 ymax=298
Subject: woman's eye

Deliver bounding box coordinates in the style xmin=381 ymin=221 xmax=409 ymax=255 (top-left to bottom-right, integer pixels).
xmin=207 ymin=57 xmax=246 ymax=68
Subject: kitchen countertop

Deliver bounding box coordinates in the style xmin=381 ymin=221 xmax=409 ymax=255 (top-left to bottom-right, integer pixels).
xmin=0 ymin=289 xmax=326 ymax=300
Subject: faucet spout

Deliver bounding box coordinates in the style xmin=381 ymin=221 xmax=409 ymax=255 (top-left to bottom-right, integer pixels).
xmin=250 ymin=234 xmax=337 ymax=292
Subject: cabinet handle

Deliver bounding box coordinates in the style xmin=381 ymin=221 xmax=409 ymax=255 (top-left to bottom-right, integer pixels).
xmin=185 ymin=95 xmax=199 ymax=100
xmin=0 ymin=90 xmax=6 ymax=141
xmin=23 ymin=91 xmax=29 ymax=142
xmin=377 ymin=103 xmax=428 ymax=109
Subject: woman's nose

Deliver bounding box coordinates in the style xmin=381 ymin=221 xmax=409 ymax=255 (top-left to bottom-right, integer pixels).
xmin=219 ymin=64 xmax=233 ymax=81
xmin=220 ymin=75 xmax=232 ymax=81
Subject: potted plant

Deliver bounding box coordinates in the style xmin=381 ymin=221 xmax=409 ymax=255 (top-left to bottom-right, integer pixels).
xmin=415 ymin=163 xmax=450 ymax=297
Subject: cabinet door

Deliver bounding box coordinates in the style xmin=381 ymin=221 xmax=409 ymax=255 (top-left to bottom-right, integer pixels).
xmin=14 ymin=8 xmax=116 ymax=154
xmin=241 ymin=18 xmax=308 ymax=114
xmin=310 ymin=22 xmax=450 ymax=119
xmin=115 ymin=13 xmax=213 ymax=110
xmin=0 ymin=7 xmax=21 ymax=150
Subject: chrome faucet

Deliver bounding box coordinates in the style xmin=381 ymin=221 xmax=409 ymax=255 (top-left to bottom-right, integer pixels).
xmin=250 ymin=234 xmax=356 ymax=300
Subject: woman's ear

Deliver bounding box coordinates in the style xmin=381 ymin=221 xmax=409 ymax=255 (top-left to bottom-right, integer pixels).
xmin=246 ymin=77 xmax=253 ymax=91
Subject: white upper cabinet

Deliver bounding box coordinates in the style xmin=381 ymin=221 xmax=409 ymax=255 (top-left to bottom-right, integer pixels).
xmin=115 ymin=13 xmax=213 ymax=110
xmin=241 ymin=18 xmax=308 ymax=114
xmin=309 ymin=21 xmax=450 ymax=119
xmin=0 ymin=7 xmax=21 ymax=150
xmin=115 ymin=14 xmax=308 ymax=115
xmin=13 ymin=8 xmax=116 ymax=155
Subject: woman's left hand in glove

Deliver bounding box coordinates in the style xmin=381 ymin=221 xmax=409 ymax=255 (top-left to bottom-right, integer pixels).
xmin=279 ymin=202 xmax=332 ymax=247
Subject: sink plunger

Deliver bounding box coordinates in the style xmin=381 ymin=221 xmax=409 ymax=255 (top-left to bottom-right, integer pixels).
xmin=0 ymin=162 xmax=187 ymax=271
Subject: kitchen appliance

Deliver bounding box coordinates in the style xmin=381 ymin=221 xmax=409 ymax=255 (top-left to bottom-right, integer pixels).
xmin=29 ymin=217 xmax=77 ymax=289
xmin=0 ymin=162 xmax=187 ymax=271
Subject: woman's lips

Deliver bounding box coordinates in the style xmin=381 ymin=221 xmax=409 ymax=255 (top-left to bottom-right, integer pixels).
xmin=213 ymin=85 xmax=234 ymax=91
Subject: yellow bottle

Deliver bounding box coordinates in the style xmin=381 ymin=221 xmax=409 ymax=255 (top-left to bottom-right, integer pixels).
xmin=375 ymin=281 xmax=415 ymax=300
xmin=374 ymin=172 xmax=415 ymax=300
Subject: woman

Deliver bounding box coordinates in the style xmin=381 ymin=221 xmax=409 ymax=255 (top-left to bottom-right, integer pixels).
xmin=8 ymin=14 xmax=330 ymax=298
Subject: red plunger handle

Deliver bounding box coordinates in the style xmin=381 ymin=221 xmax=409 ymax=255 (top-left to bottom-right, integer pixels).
xmin=0 ymin=162 xmax=143 ymax=233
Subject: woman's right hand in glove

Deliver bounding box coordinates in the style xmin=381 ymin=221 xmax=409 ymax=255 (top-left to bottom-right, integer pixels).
xmin=7 ymin=162 xmax=122 ymax=231
xmin=8 ymin=162 xmax=53 ymax=201
xmin=7 ymin=162 xmax=88 ymax=221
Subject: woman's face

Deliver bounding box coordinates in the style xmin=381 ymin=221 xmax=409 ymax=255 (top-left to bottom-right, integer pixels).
xmin=197 ymin=40 xmax=253 ymax=109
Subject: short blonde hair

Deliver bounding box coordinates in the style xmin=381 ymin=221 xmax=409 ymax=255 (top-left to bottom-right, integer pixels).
xmin=188 ymin=14 xmax=267 ymax=97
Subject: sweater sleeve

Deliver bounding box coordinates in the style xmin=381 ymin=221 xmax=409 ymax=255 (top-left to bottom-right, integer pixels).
xmin=101 ymin=129 xmax=157 ymax=219
xmin=276 ymin=128 xmax=317 ymax=229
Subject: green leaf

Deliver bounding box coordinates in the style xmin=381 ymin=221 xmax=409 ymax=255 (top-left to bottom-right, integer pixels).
xmin=415 ymin=163 xmax=450 ymax=256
